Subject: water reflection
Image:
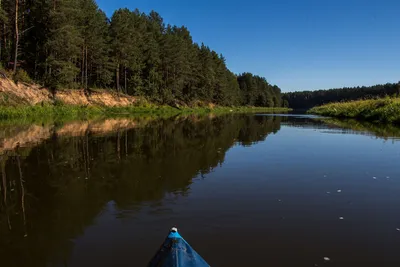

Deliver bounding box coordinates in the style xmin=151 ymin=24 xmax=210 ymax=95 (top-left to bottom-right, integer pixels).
xmin=320 ymin=118 xmax=400 ymax=141
xmin=0 ymin=115 xmax=281 ymax=266
xmin=1 ymin=114 xmax=400 ymax=267
xmin=261 ymin=114 xmax=400 ymax=141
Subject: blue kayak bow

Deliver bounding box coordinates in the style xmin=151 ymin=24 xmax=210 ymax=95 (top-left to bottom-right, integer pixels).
xmin=148 ymin=228 xmax=210 ymax=267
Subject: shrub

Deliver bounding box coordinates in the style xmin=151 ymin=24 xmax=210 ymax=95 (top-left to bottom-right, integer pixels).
xmin=13 ymin=69 xmax=33 ymax=84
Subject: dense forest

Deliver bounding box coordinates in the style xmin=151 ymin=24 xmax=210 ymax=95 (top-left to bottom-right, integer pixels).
xmin=0 ymin=0 xmax=282 ymax=107
xmin=283 ymin=82 xmax=400 ymax=109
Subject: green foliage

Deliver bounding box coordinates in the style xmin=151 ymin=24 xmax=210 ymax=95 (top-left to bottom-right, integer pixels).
xmin=13 ymin=69 xmax=32 ymax=84
xmin=0 ymin=102 xmax=291 ymax=122
xmin=308 ymin=97 xmax=400 ymax=124
xmin=0 ymin=104 xmax=103 ymax=120
xmin=284 ymin=82 xmax=400 ymax=109
xmin=0 ymin=0 xmax=283 ymax=106
xmin=237 ymin=73 xmax=281 ymax=107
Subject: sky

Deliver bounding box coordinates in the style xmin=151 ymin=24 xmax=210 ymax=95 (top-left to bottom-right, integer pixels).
xmin=96 ymin=0 xmax=400 ymax=92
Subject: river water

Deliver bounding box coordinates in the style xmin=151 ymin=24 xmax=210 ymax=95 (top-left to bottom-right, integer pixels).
xmin=0 ymin=114 xmax=400 ymax=267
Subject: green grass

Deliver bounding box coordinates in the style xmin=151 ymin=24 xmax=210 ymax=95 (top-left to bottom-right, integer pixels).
xmin=0 ymin=104 xmax=103 ymax=120
xmin=308 ymin=97 xmax=400 ymax=124
xmin=179 ymin=106 xmax=291 ymax=115
xmin=0 ymin=103 xmax=291 ymax=123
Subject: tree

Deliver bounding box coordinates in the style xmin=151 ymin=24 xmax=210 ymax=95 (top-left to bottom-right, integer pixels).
xmin=0 ymin=1 xmax=283 ymax=107
xmin=283 ymin=83 xmax=400 ymax=109
xmin=110 ymin=8 xmax=134 ymax=93
xmin=237 ymin=73 xmax=281 ymax=107
xmin=142 ymin=10 xmax=163 ymax=102
xmin=45 ymin=0 xmax=82 ymax=87
xmin=13 ymin=0 xmax=17 ymax=73
xmin=79 ymin=0 xmax=111 ymax=89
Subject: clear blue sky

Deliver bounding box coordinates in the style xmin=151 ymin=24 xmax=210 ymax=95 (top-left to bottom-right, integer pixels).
xmin=96 ymin=0 xmax=400 ymax=92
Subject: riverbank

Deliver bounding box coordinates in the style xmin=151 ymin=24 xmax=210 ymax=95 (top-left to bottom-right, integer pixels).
xmin=0 ymin=103 xmax=291 ymax=122
xmin=308 ymin=98 xmax=400 ymax=124
xmin=0 ymin=77 xmax=290 ymax=121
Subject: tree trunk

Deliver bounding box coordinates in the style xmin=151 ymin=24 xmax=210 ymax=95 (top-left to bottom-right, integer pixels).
xmin=81 ymin=46 xmax=84 ymax=86
xmin=85 ymin=45 xmax=88 ymax=90
xmin=116 ymin=63 xmax=120 ymax=93
xmin=2 ymin=23 xmax=6 ymax=63
xmin=13 ymin=0 xmax=19 ymax=73
xmin=34 ymin=43 xmax=38 ymax=79
xmin=0 ymin=0 xmax=2 ymax=63
xmin=124 ymin=66 xmax=127 ymax=94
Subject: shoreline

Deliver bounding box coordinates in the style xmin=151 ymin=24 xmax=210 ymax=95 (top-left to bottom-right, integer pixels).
xmin=0 ymin=103 xmax=292 ymax=122
xmin=308 ymin=98 xmax=400 ymax=125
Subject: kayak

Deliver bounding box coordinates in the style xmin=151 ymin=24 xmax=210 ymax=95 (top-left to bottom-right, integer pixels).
xmin=148 ymin=227 xmax=210 ymax=267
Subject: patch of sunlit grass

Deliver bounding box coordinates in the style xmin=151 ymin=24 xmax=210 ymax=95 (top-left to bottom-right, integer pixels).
xmin=0 ymin=103 xmax=292 ymax=122
xmin=308 ymin=97 xmax=400 ymax=124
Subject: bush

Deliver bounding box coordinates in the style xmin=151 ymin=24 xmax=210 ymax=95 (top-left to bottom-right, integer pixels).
xmin=308 ymin=98 xmax=400 ymax=123
xmin=0 ymin=64 xmax=13 ymax=79
xmin=13 ymin=69 xmax=33 ymax=84
xmin=134 ymin=97 xmax=155 ymax=108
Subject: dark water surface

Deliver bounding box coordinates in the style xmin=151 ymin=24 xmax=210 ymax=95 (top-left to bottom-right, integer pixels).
xmin=1 ymin=114 xmax=400 ymax=267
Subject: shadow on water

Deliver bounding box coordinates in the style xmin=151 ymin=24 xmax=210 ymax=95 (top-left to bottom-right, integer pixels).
xmin=0 ymin=114 xmax=282 ymax=267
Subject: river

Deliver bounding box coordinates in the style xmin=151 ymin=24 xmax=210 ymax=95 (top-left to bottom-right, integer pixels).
xmin=0 ymin=114 xmax=399 ymax=267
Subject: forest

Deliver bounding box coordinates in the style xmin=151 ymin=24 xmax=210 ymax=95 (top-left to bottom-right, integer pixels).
xmin=283 ymin=82 xmax=400 ymax=109
xmin=0 ymin=0 xmax=282 ymax=107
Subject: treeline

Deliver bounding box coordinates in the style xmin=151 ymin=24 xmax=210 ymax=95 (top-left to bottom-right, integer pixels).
xmin=283 ymin=83 xmax=400 ymax=109
xmin=0 ymin=0 xmax=282 ymax=106
xmin=238 ymin=73 xmax=282 ymax=107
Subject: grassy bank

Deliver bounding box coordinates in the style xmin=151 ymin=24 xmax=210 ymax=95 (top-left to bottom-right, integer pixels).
xmin=0 ymin=103 xmax=291 ymax=122
xmin=308 ymin=98 xmax=400 ymax=124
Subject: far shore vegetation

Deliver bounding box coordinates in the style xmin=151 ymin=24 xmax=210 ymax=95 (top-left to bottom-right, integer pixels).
xmin=308 ymin=97 xmax=400 ymax=124
xmin=284 ymin=83 xmax=400 ymax=109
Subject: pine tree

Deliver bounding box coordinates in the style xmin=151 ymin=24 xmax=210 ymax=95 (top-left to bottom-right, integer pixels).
xmin=0 ymin=1 xmax=283 ymax=106
xmin=126 ymin=9 xmax=146 ymax=96
xmin=110 ymin=8 xmax=135 ymax=93
xmin=197 ymin=44 xmax=215 ymax=102
xmin=0 ymin=0 xmax=6 ymax=62
xmin=45 ymin=0 xmax=82 ymax=88
xmin=78 ymin=0 xmax=111 ymax=89
xmin=12 ymin=0 xmax=18 ymax=73
xmin=143 ymin=11 xmax=163 ymax=102
xmin=23 ymin=0 xmax=52 ymax=80
xmin=0 ymin=0 xmax=15 ymax=68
